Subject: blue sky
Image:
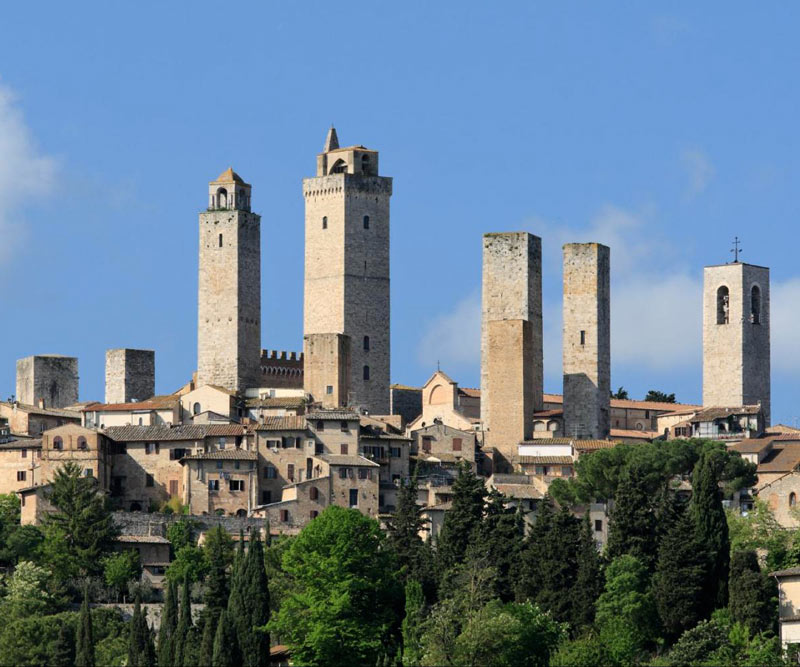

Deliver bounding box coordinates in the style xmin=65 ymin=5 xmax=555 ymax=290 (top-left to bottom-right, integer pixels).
xmin=1 ymin=3 xmax=799 ymax=423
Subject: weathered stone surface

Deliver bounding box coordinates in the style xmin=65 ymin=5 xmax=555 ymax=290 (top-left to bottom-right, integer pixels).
xmin=16 ymin=355 xmax=79 ymax=408
xmin=480 ymin=232 xmax=543 ymax=469
xmin=562 ymin=243 xmax=610 ymax=440
xmin=105 ymin=349 xmax=155 ymax=404
xmin=703 ymin=262 xmax=770 ymax=423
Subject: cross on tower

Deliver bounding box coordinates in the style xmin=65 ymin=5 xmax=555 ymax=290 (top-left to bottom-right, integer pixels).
xmin=730 ymin=236 xmax=743 ymax=263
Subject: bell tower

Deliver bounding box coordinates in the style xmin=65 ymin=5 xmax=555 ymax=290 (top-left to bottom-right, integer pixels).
xmin=303 ymin=128 xmax=392 ymax=414
xmin=197 ymin=168 xmax=261 ymax=392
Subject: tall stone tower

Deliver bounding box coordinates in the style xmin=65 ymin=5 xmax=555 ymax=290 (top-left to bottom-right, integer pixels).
xmin=303 ymin=128 xmax=392 ymax=414
xmin=702 ymin=261 xmax=770 ymax=423
xmin=562 ymin=243 xmax=610 ymax=440
xmin=480 ymin=232 xmax=543 ymax=469
xmin=197 ymin=168 xmax=261 ymax=392
xmin=16 ymin=355 xmax=79 ymax=408
xmin=105 ymin=349 xmax=155 ymax=404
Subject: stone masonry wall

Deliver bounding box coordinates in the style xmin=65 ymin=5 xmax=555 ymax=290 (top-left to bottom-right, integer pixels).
xmin=105 ymin=349 xmax=155 ymax=404
xmin=303 ymin=170 xmax=392 ymax=414
xmin=197 ymin=208 xmax=261 ymax=392
xmin=480 ymin=232 xmax=543 ymax=468
xmin=390 ymin=386 xmax=422 ymax=425
xmin=703 ymin=262 xmax=770 ymax=423
xmin=562 ymin=243 xmax=610 ymax=439
xmin=16 ymin=355 xmax=79 ymax=408
xmin=303 ymin=333 xmax=351 ymax=408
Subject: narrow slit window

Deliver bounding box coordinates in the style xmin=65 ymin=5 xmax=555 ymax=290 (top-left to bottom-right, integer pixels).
xmin=322 ymin=216 xmax=328 ymax=229
xmin=363 ymin=365 xmax=370 ymax=381
xmin=580 ymin=330 xmax=586 ymax=346
xmin=219 ymin=233 xmax=223 ymax=247
xmin=363 ymin=335 xmax=370 ymax=351
xmin=717 ymin=286 xmax=730 ymax=324
xmin=363 ymin=215 xmax=370 ymax=229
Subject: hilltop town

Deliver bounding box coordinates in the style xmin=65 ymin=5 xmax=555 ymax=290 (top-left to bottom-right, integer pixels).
xmin=1 ymin=128 xmax=798 ymax=664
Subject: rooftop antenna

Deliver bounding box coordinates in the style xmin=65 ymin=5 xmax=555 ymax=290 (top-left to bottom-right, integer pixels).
xmin=730 ymin=236 xmax=743 ymax=263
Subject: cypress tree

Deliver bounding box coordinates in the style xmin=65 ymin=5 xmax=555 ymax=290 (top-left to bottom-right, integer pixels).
xmin=386 ymin=474 xmax=431 ymax=586
xmin=729 ymin=549 xmax=775 ymax=636
xmin=75 ymin=587 xmax=95 ymax=667
xmin=572 ymin=513 xmax=603 ymax=630
xmin=435 ymin=463 xmax=485 ymax=578
xmin=212 ymin=610 xmax=238 ymax=667
xmin=401 ymin=579 xmax=426 ymax=666
xmin=652 ymin=507 xmax=710 ymax=640
xmin=204 ymin=525 xmax=233 ymax=615
xmin=607 ymin=470 xmax=658 ymax=570
xmin=157 ymin=578 xmax=178 ymax=667
xmin=51 ymin=621 xmax=75 ymax=667
xmin=173 ymin=575 xmax=193 ymax=666
xmin=690 ymin=449 xmax=730 ymax=609
xmin=199 ymin=611 xmax=218 ymax=667
xmin=127 ymin=593 xmax=155 ymax=667
xmin=232 ymin=530 xmax=270 ymax=667
xmin=474 ymin=488 xmax=523 ymax=602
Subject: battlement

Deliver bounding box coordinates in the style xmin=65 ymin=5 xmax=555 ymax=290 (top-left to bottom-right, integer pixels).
xmin=261 ymin=349 xmax=304 ymax=362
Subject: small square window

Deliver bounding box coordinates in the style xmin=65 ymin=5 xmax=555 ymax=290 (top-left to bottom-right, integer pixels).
xmin=326 ymin=385 xmax=333 ymax=395
xmin=21 ymin=449 xmax=27 ymax=458
xmin=594 ymin=519 xmax=603 ymax=532
xmin=340 ymin=444 xmax=348 ymax=455
xmin=16 ymin=471 xmax=26 ymax=482
xmin=216 ymin=461 xmax=223 ymax=470
xmin=280 ymin=509 xmax=289 ymax=522
xmin=209 ymin=479 xmax=220 ymax=492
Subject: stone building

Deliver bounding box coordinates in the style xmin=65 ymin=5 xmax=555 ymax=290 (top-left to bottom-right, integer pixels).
xmin=480 ymin=233 xmax=543 ymax=470
xmin=182 ymin=449 xmax=258 ymax=516
xmin=303 ymin=127 xmax=392 ymax=414
xmin=39 ymin=424 xmax=112 ymax=490
xmin=81 ymin=395 xmax=180 ymax=429
xmin=16 ymin=355 xmax=79 ymax=408
xmin=406 ymin=370 xmax=480 ymax=433
xmin=562 ymin=243 xmax=611 ymax=439
xmin=390 ymin=384 xmax=423 ymax=425
xmin=105 ymin=349 xmax=155 ymax=404
xmin=197 ymin=168 xmax=261 ymax=392
xmin=703 ymin=261 xmax=771 ymax=424
xmin=303 ymin=333 xmax=351 ymax=409
xmin=259 ymin=350 xmax=304 ymax=390
xmin=0 ymin=400 xmax=80 ymax=436
xmin=0 ymin=437 xmax=41 ymax=493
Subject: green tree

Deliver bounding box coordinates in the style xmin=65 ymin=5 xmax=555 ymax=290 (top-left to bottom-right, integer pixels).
xmin=203 ymin=525 xmax=234 ymax=613
xmin=435 ymin=464 xmax=485 ymax=577
xmin=386 ymin=475 xmax=433 ymax=588
xmin=729 ymin=549 xmax=775 ymax=636
xmin=667 ymin=619 xmax=728 ymax=667
xmin=3 ymin=559 xmax=54 ymax=617
xmin=269 ymin=506 xmax=400 ymax=666
xmin=76 ymin=587 xmax=96 ymax=667
xmin=157 ymin=578 xmax=178 ymax=667
xmin=166 ymin=544 xmax=208 ymax=584
xmin=549 ymin=634 xmax=612 ymax=667
xmin=474 ymin=489 xmax=523 ymax=602
xmin=572 ymin=513 xmax=603 ymax=629
xmin=516 ymin=502 xmax=584 ymax=628
xmin=103 ymin=549 xmax=142 ymax=602
xmin=595 ymin=555 xmax=659 ymax=665
xmin=199 ymin=612 xmax=218 ymax=667
xmin=50 ymin=621 xmax=76 ymax=667
xmin=166 ymin=519 xmax=198 ymax=555
xmin=652 ymin=506 xmax=710 ymax=640
xmin=606 ymin=469 xmax=658 ymax=569
xmin=228 ymin=530 xmax=270 ymax=667
xmin=212 ymin=609 xmax=238 ymax=667
xmin=691 ymin=448 xmax=731 ymax=610
xmin=41 ymin=462 xmax=116 ymax=579
xmin=728 ymin=499 xmax=789 ymax=571
xmin=0 ymin=524 xmax=44 ymax=565
xmin=401 ymin=579 xmax=426 ymax=666
xmin=421 ymin=600 xmax=565 ymax=667
xmin=173 ymin=576 xmax=193 ymax=666
xmin=644 ymin=390 xmax=676 ymax=403
xmin=127 ymin=594 xmax=155 ymax=667
xmin=612 ymin=387 xmax=629 ymax=399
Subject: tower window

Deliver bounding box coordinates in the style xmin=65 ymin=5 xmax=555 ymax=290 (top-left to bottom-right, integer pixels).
xmin=363 ymin=335 xmax=370 ymax=351
xmin=580 ymin=330 xmax=586 ymax=345
xmin=216 ymin=187 xmax=228 ymax=209
xmin=751 ymin=285 xmax=761 ymax=324
xmin=219 ymin=233 xmax=223 ymax=248
xmin=193 ymin=402 xmax=201 ymax=416
xmin=717 ymin=286 xmax=730 ymax=324
xmin=363 ymin=215 xmax=370 ymax=229
xmin=363 ymin=365 xmax=370 ymax=381
xmin=331 ymin=159 xmax=347 ymax=174
xmin=322 ymin=216 xmax=327 ymax=230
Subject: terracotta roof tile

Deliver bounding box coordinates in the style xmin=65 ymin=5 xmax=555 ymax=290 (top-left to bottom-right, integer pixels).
xmin=519 ymin=456 xmax=574 ymax=465
xmin=82 ymin=396 xmax=179 ymax=412
xmin=104 ymin=425 xmax=208 ymax=442
xmin=306 ymin=410 xmax=360 ymax=421
xmin=756 ymin=444 xmax=800 ymax=473
xmin=183 ymin=449 xmax=257 ymax=461
xmin=116 ymin=535 xmax=170 ymax=544
xmin=318 ymin=454 xmax=380 ymax=467
xmin=493 ymin=483 xmax=544 ymax=499
xmin=256 ymin=416 xmax=307 ymax=431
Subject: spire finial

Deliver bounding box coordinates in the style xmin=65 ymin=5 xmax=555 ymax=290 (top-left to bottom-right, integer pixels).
xmin=730 ymin=236 xmax=743 ymax=263
xmin=324 ymin=125 xmax=339 ymax=152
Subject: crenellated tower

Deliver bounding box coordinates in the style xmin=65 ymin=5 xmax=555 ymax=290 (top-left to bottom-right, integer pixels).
xmin=303 ymin=128 xmax=392 ymax=413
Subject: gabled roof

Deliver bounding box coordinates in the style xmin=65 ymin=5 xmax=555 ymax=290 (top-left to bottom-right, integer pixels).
xmin=81 ymin=395 xmax=179 ymax=412
xmin=104 ymin=425 xmax=208 ymax=442
xmin=256 ymin=416 xmax=307 ymax=432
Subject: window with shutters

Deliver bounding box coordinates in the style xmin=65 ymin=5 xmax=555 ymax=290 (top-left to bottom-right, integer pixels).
xmin=287 ymin=464 xmax=295 ymax=482
xmin=452 ymin=438 xmax=462 ymax=452
xmin=169 ymin=480 xmax=178 ymax=496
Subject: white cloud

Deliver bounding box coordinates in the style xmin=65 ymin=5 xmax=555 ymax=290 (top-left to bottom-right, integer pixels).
xmin=0 ymin=80 xmax=56 ymax=262
xmin=416 ymin=292 xmax=481 ymax=371
xmin=681 ymin=148 xmax=714 ymax=197
xmin=771 ymin=278 xmax=800 ymax=373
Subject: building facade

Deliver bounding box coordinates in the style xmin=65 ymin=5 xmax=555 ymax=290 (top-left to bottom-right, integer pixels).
xmin=16 ymin=355 xmax=79 ymax=409
xmin=105 ymin=348 xmax=155 ymax=404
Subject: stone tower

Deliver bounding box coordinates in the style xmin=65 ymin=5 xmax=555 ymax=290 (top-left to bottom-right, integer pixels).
xmin=303 ymin=128 xmax=392 ymax=414
xmin=480 ymin=232 xmax=543 ymax=468
xmin=105 ymin=349 xmax=155 ymax=404
xmin=197 ymin=168 xmax=261 ymax=392
xmin=702 ymin=261 xmax=770 ymax=423
xmin=562 ymin=243 xmax=610 ymax=440
xmin=16 ymin=355 xmax=79 ymax=408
